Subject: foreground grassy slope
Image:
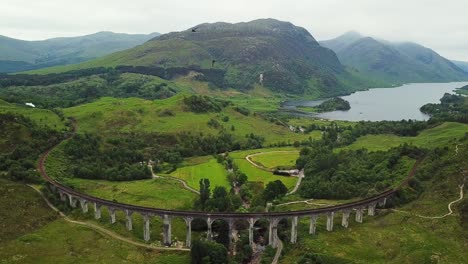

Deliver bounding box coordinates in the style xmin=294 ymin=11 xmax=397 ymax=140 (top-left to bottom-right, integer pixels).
xmin=64 ymin=96 xmax=311 ymax=144
xmin=0 ymin=179 xmax=58 ymax=243
xmin=0 ymin=179 xmax=188 ymax=263
xmin=340 ymin=122 xmax=468 ymax=152
xmin=280 ymin=142 xmax=468 ymax=263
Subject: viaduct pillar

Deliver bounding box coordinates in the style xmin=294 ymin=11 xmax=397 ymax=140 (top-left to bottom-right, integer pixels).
xmin=248 ymin=218 xmax=255 ymax=246
xmin=109 ymin=207 xmax=116 ymax=224
xmin=143 ymin=214 xmax=150 ymax=242
xmin=290 ymin=216 xmax=298 ymax=244
xmin=163 ymin=214 xmax=172 ymax=246
xmin=79 ymin=199 xmax=88 ymax=213
xmin=94 ymin=203 xmax=101 ymax=219
xmin=68 ymin=195 xmax=77 ymax=208
xmin=355 ymin=207 xmax=363 ymax=223
xmin=309 ymin=215 xmax=318 ymax=235
xmin=228 ymin=219 xmax=235 ymax=247
xmin=269 ymin=218 xmax=280 ymax=248
xmin=326 ymin=212 xmax=334 ymax=231
xmin=125 ymin=210 xmax=133 ymax=231
xmin=207 ymin=217 xmax=213 ymax=240
xmin=341 ymin=210 xmax=351 ymax=228
xmin=184 ymin=217 xmax=193 ymax=248
xmin=59 ymin=191 xmax=67 ymax=201
xmin=368 ymin=202 xmax=377 ymax=216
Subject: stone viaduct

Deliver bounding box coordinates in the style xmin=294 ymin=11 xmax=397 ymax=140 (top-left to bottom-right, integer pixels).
xmin=48 ymin=180 xmax=389 ymax=248
xmin=38 ymin=131 xmax=420 ymax=249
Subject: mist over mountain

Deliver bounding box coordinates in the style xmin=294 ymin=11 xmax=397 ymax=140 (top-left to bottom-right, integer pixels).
xmin=320 ymin=32 xmax=468 ymax=84
xmin=0 ymin=31 xmax=160 ymax=73
xmin=452 ymin=60 xmax=468 ymax=73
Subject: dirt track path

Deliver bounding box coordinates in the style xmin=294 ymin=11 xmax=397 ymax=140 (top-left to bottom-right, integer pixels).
xmin=149 ymin=166 xmax=200 ymax=194
xmin=245 ymin=151 xmax=303 ymax=195
xmin=27 ymin=185 xmax=189 ymax=252
xmin=391 ymin=144 xmax=466 ymax=219
xmin=391 ymin=184 xmax=464 ymax=219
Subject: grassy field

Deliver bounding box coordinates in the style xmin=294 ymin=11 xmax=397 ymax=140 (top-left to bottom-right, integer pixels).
xmin=0 ymin=179 xmax=189 ymax=263
xmin=230 ymin=148 xmax=300 ymax=189
xmin=0 ymin=219 xmax=189 ymax=264
xmin=0 ymin=99 xmax=66 ymax=130
xmin=63 ymin=96 xmax=311 ymax=145
xmin=0 ymin=178 xmax=58 ymax=243
xmin=45 ymin=142 xmax=197 ymax=210
xmin=63 ymin=178 xmax=197 ymax=210
xmin=288 ymin=118 xmax=356 ymax=128
xmin=249 ymin=151 xmax=299 ymax=169
xmin=170 ymin=156 xmax=230 ymax=189
xmin=340 ymin=122 xmax=468 ymax=152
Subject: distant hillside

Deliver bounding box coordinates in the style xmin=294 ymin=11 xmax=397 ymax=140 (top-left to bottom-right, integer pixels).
xmin=320 ymin=32 xmax=468 ymax=84
xmin=28 ymin=19 xmax=374 ymax=97
xmin=0 ymin=31 xmax=159 ymax=73
xmin=452 ymin=60 xmax=468 ymax=73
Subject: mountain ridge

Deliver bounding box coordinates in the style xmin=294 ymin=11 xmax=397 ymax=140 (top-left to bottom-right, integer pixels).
xmin=24 ymin=19 xmax=373 ymax=97
xmin=0 ymin=31 xmax=160 ymax=73
xmin=320 ymin=33 xmax=468 ymax=84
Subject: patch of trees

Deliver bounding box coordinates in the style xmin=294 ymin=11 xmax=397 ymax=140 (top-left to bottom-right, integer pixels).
xmin=263 ymin=180 xmax=288 ymax=201
xmin=196 ymin=178 xmax=242 ymax=212
xmin=0 ymin=72 xmax=179 ymax=108
xmin=316 ymin=97 xmax=351 ymax=112
xmin=63 ymin=134 xmax=151 ymax=181
xmin=0 ymin=67 xmax=112 ymax=88
xmin=420 ymin=93 xmax=468 ymax=124
xmin=234 ymin=106 xmax=250 ymax=116
xmin=190 ymin=240 xmax=228 ymax=264
xmin=183 ymin=95 xmax=229 ymax=113
xmin=217 ymin=154 xmax=248 ymax=188
xmin=297 ymin=143 xmax=425 ymax=199
xmin=0 ymin=113 xmax=65 ymax=183
xmin=302 ymin=120 xmax=430 ymax=148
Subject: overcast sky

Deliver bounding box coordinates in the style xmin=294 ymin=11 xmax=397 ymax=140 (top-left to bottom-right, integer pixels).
xmin=2 ymin=0 xmax=468 ymax=60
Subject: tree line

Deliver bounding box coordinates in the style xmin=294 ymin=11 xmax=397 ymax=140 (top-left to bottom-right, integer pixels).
xmin=0 ymin=113 xmax=66 ymax=183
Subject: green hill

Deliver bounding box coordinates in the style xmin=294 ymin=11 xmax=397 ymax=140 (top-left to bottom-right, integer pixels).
xmin=320 ymin=32 xmax=468 ymax=84
xmin=63 ymin=95 xmax=311 ymax=145
xmin=27 ymin=19 xmax=374 ymax=97
xmin=0 ymin=32 xmax=159 ymax=73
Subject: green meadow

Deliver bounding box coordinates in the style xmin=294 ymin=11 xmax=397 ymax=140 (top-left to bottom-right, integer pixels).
xmin=0 ymin=99 xmax=66 ymax=130
xmin=170 ymin=156 xmax=230 ymax=189
xmin=340 ymin=122 xmax=468 ymax=152
xmin=229 ymin=148 xmax=300 ymax=189
xmin=249 ymin=151 xmax=300 ymax=169
xmin=63 ymin=96 xmax=312 ymax=144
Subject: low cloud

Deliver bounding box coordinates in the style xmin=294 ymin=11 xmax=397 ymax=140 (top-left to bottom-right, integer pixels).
xmin=1 ymin=0 xmax=468 ymax=60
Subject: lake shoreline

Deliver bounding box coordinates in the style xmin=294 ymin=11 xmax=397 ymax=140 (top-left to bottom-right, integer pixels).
xmin=281 ymin=81 xmax=468 ymax=122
